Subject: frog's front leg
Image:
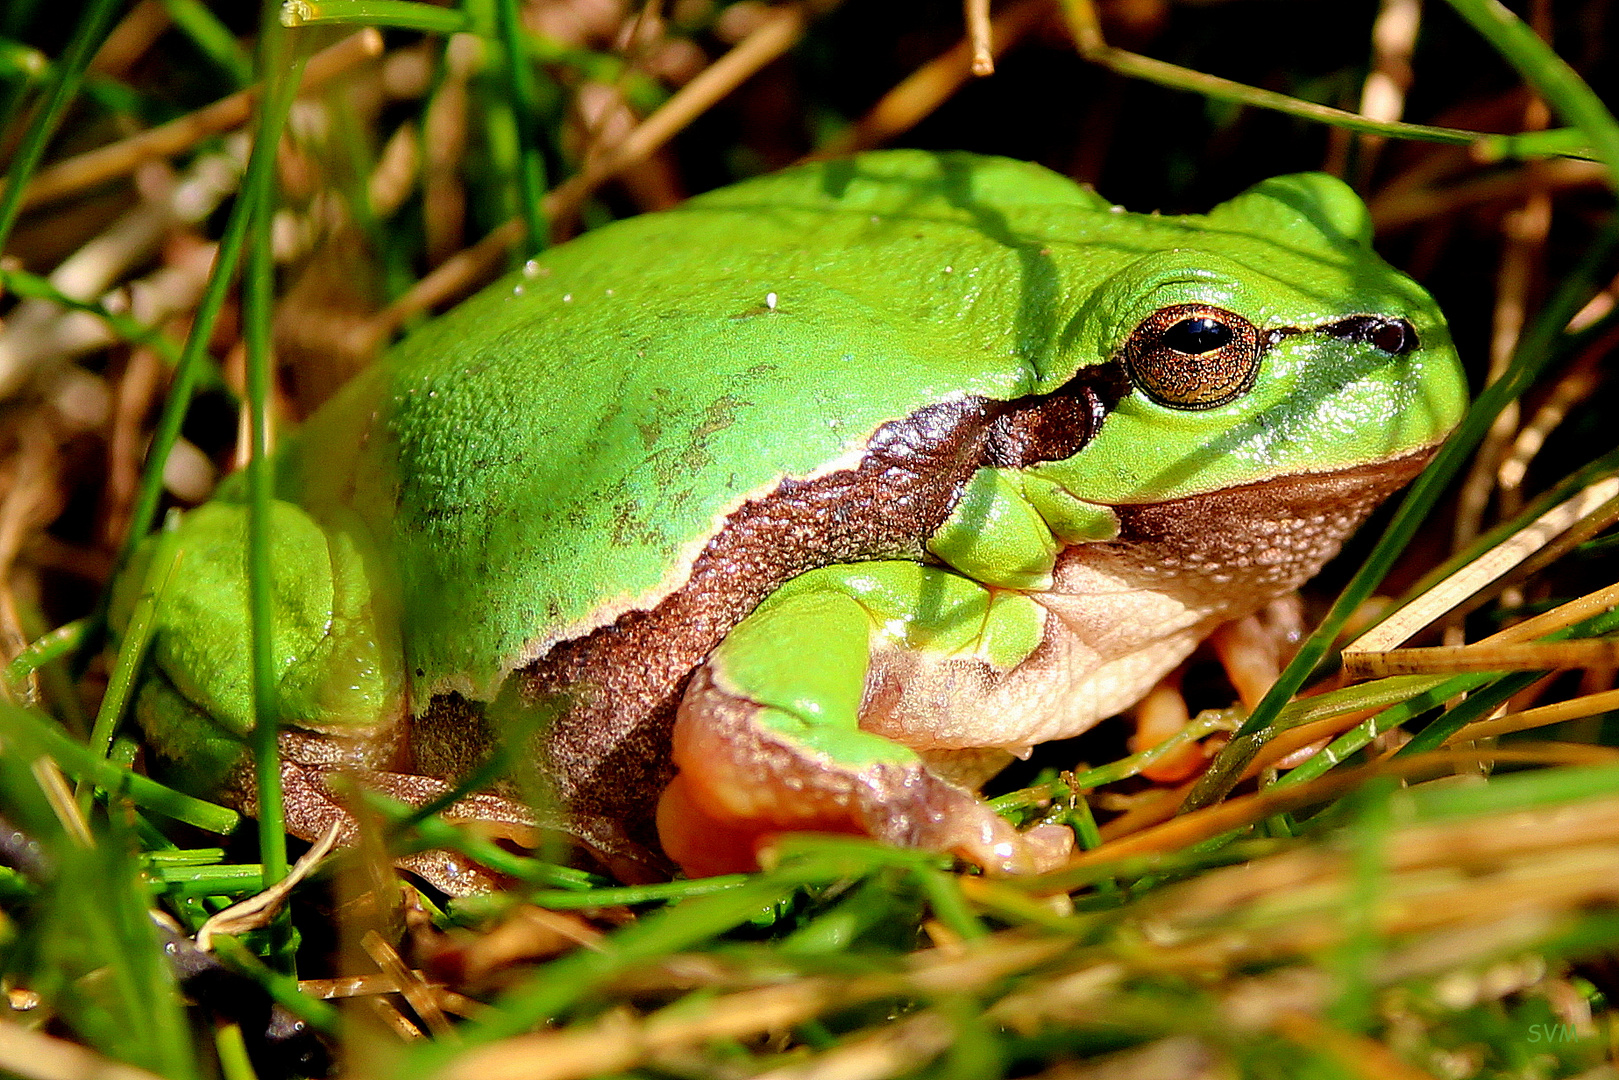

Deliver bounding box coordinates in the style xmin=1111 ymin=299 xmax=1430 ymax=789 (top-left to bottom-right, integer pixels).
xmin=657 ymin=558 xmax=1072 ymax=878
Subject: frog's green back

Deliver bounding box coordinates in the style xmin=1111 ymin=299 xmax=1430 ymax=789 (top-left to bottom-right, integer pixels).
xmin=285 ymin=151 xmax=1439 ymax=700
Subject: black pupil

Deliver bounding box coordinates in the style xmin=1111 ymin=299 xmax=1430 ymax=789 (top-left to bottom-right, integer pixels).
xmin=1161 ymin=317 xmax=1232 ymax=354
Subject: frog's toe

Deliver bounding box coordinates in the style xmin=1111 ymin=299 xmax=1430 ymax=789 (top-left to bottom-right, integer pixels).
xmin=660 ymin=667 xmax=1070 ymax=876
xmin=655 ymin=770 xmax=813 ymax=878
xmin=1020 ymin=823 xmax=1076 ymax=872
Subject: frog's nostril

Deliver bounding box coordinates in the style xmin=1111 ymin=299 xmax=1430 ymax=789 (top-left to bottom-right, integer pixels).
xmin=1319 ymin=315 xmax=1419 ymax=356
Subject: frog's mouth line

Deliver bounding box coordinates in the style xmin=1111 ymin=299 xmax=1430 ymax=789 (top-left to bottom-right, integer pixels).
xmin=1110 ymin=443 xmax=1435 ymax=522
xmin=1096 ymin=445 xmax=1438 ymax=592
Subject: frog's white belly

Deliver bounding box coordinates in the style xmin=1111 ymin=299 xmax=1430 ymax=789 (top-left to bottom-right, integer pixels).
xmin=859 ymin=543 xmax=1233 ymax=754
xmin=857 ymin=453 xmax=1432 ymax=760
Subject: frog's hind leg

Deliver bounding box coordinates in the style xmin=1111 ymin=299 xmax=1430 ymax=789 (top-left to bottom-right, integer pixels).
xmin=658 ymin=563 xmax=1071 ymax=877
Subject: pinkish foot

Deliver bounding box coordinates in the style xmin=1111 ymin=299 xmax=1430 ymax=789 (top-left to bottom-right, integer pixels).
xmin=658 ymin=667 xmax=1072 ymax=877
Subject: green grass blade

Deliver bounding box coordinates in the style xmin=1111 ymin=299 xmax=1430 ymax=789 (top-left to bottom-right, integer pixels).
xmin=210 ymin=935 xmax=342 ymax=1034
xmin=1056 ymin=0 xmax=1593 ymax=161
xmin=412 ymin=844 xmax=957 ymax=1071
xmin=492 ymin=0 xmax=548 ymax=253
xmin=241 ymin=1 xmax=311 ymax=976
xmin=0 ymin=704 xmax=239 ymax=832
xmin=43 ymin=840 xmax=204 ymax=1078
xmin=519 ymin=875 xmax=751 ymax=910
xmin=1269 ymin=675 xmax=1488 ymax=791
xmin=214 ymin=1022 xmax=260 ymax=1080
xmin=1393 ymin=671 xmax=1541 ymax=757
xmin=1394 ymin=602 xmax=1619 ymax=757
xmin=4 ymin=617 xmax=89 ymax=694
xmin=1476 ymin=126 xmax=1593 ymax=162
xmin=915 ymin=866 xmax=988 ymax=941
xmin=0 ymin=37 xmax=48 ymax=83
xmin=280 ymin=0 xmax=471 ymax=33
xmin=1442 ymin=0 xmax=1619 ymax=188
xmin=0 ymin=0 xmax=125 ymax=255
xmin=1403 ymin=761 xmax=1619 ymax=820
xmin=0 ymin=715 xmax=201 ymax=1078
xmin=243 ymin=80 xmax=297 ymax=898
xmin=158 ymin=0 xmax=254 ymax=87
xmin=110 ymin=173 xmax=253 ymax=587
xmin=81 ymin=525 xmax=184 ymax=811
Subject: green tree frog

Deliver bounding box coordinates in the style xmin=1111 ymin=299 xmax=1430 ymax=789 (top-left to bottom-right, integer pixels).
xmin=113 ymin=151 xmax=1467 ymax=891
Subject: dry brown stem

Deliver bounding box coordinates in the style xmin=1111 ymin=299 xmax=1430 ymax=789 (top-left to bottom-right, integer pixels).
xmin=1449 ymin=84 xmax=1554 ymax=586
xmin=89 ymin=0 xmax=170 ymax=80
xmin=1344 ymin=478 xmax=1619 ymax=658
xmin=18 ymin=30 xmax=383 ymax=213
xmin=1059 ymin=746 xmax=1619 ymax=872
xmin=362 ymin=929 xmax=456 ymax=1038
xmin=811 ymin=0 xmax=1048 ymax=159
xmin=436 ymin=936 xmax=1070 ymax=1080
xmin=422 ymin=35 xmax=475 ymax=267
xmin=366 ymin=4 xmax=809 ymax=346
xmin=1350 ymin=0 xmax=1421 ymax=182
xmin=966 ymin=0 xmax=996 ymax=76
xmin=1367 ymin=158 xmax=1605 ymax=230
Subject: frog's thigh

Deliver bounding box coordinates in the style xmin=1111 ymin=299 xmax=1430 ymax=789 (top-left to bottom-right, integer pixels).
xmin=659 ymin=562 xmax=1063 ymax=878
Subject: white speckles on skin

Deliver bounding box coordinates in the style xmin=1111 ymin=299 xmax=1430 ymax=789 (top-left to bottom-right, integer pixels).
xmin=562 ymin=293 xmax=573 ymax=303
xmin=766 ymin=291 xmax=778 ymax=311
xmin=606 ymin=288 xmax=615 ymax=296
xmin=1110 ymin=205 xmax=1125 ymax=213
xmin=512 ymin=283 xmax=525 ymax=296
xmin=943 ymin=265 xmax=954 ymax=274
xmin=870 ymin=215 xmax=881 ymax=224
xmin=522 ymin=259 xmax=541 ymax=277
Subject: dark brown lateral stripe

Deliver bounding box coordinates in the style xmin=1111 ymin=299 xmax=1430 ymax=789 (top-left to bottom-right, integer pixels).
xmin=985 ymin=361 xmax=1129 ymax=468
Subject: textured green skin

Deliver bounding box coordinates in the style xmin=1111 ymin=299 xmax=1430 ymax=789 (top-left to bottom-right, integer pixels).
xmin=129 ymin=150 xmax=1468 ymax=770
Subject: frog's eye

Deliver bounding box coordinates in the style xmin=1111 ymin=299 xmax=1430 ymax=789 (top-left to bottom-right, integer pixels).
xmin=1123 ymin=304 xmax=1261 ymax=411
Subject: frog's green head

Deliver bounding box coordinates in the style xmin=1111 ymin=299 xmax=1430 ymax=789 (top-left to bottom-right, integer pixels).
xmin=1033 ymin=172 xmax=1467 ymax=504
